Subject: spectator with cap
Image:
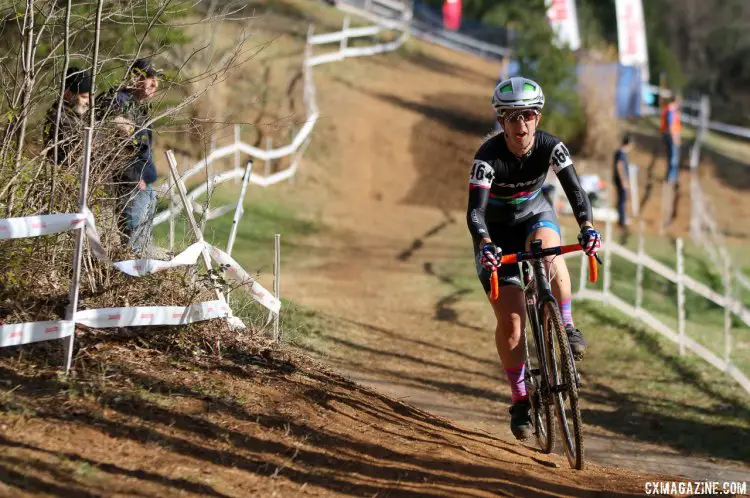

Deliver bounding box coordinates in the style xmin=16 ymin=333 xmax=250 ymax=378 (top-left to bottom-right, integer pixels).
xmin=43 ymin=66 xmax=91 ymax=166
xmin=98 ymin=58 xmax=162 ymax=254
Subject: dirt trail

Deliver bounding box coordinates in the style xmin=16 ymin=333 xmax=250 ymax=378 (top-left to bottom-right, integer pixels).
xmin=5 ymin=332 xmax=676 ymax=498
xmin=285 ymin=39 xmax=750 ymax=482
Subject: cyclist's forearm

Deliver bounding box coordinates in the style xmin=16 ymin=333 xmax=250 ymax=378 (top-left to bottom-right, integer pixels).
xmin=557 ymin=165 xmax=593 ymax=227
xmin=467 ymin=187 xmax=491 ymax=240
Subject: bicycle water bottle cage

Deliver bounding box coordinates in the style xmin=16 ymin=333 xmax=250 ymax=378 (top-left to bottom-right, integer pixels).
xmin=530 ymin=239 xmax=543 ymax=257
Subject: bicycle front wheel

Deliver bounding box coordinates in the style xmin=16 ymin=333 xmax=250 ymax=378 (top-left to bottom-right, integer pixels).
xmin=542 ymin=300 xmax=584 ymax=470
xmin=524 ymin=307 xmax=554 ymax=454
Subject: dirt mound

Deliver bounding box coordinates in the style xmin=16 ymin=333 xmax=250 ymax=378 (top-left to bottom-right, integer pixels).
xmin=1 ymin=326 xmax=672 ymax=497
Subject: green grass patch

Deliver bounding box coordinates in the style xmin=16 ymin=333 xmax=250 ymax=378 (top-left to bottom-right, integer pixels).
xmin=154 ymin=182 xmax=321 ymax=275
xmin=153 ymin=180 xmax=328 ymax=351
xmin=232 ymin=292 xmax=332 ymax=351
xmin=576 ymin=301 xmax=750 ymax=463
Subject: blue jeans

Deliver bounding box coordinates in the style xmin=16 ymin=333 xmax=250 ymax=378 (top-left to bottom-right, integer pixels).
xmin=663 ymin=134 xmax=680 ymax=184
xmin=615 ymin=180 xmax=627 ymax=227
xmin=118 ymin=184 xmax=156 ymax=253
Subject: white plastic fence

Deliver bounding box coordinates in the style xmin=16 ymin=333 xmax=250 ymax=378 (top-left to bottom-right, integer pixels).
xmin=0 ymin=136 xmax=281 ymax=372
xmin=677 ymin=93 xmax=750 ymax=295
xmin=644 ymin=86 xmax=750 ymax=294
xmin=567 ymin=221 xmax=750 ymax=395
xmin=153 ymin=1 xmax=412 ymax=234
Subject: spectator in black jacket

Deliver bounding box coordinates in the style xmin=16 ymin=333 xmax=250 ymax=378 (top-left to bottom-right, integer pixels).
xmin=99 ymin=58 xmax=162 ymax=253
xmin=613 ymin=133 xmax=633 ymax=228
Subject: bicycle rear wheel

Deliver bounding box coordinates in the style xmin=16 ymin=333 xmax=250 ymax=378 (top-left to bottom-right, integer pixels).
xmin=542 ymin=300 xmax=584 ymax=470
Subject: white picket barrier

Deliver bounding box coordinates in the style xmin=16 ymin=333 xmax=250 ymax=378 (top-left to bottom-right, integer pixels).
xmin=153 ymin=3 xmax=412 ymax=235
xmin=335 ymin=0 xmax=510 ymax=60
xmin=563 ymin=222 xmax=750 ymax=395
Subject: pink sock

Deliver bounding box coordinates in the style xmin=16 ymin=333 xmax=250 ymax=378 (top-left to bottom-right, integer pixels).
xmin=560 ymin=298 xmax=574 ymax=328
xmin=505 ymin=363 xmax=528 ymax=403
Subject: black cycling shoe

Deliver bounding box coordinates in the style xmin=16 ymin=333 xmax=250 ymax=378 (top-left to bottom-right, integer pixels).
xmin=565 ymin=324 xmax=588 ymax=360
xmin=509 ymin=399 xmax=533 ymax=441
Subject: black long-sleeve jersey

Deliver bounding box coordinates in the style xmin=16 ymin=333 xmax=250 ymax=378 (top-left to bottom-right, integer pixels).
xmin=467 ymin=130 xmax=592 ymax=240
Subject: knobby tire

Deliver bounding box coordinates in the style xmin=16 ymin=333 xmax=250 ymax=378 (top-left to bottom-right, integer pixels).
xmin=543 ymin=300 xmax=584 ymax=470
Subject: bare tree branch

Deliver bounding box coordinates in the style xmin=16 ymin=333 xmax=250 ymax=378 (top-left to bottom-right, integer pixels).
xmin=50 ymin=0 xmax=73 ymax=210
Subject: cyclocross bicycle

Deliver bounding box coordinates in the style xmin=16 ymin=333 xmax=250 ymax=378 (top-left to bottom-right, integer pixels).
xmin=490 ymin=240 xmax=599 ymax=470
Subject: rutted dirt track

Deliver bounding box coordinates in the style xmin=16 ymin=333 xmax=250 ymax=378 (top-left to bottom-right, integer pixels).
xmin=2 ymin=340 xmax=671 ymax=498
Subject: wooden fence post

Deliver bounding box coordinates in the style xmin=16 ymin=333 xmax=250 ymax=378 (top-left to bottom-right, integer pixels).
xmin=676 ymin=238 xmax=686 ymax=356
xmin=635 ymin=221 xmax=645 ymax=314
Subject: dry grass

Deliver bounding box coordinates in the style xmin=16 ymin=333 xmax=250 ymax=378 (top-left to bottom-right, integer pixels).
xmin=577 ymin=60 xmax=621 ymax=161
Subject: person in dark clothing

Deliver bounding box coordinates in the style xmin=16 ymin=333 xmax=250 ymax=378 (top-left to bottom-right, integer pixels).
xmin=99 ymin=58 xmax=162 ymax=253
xmin=613 ymin=133 xmax=632 ymax=227
xmin=43 ymin=66 xmax=91 ymax=166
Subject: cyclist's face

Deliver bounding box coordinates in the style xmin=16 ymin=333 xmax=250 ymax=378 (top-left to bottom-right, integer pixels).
xmin=500 ymin=109 xmax=540 ymax=153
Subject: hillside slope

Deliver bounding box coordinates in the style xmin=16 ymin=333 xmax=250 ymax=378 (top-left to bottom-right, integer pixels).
xmin=3 ymin=1 xmax=749 ymax=496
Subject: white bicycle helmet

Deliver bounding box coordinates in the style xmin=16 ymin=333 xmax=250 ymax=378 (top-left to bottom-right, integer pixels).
xmin=492 ymin=77 xmax=545 ymax=115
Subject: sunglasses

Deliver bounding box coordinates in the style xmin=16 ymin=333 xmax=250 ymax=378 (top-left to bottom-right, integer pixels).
xmin=501 ymin=109 xmax=540 ymax=122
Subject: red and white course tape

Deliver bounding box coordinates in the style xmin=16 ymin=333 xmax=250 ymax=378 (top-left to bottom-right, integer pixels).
xmin=0 ymin=321 xmax=75 ymax=348
xmin=75 ymin=300 xmax=231 ymax=328
xmin=0 ymin=213 xmax=87 ymax=239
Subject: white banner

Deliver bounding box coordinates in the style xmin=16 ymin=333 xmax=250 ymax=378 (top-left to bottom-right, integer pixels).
xmin=546 ymin=0 xmax=580 ymax=51
xmin=0 ymin=321 xmax=74 ymax=347
xmin=208 ymin=245 xmax=282 ymax=314
xmin=75 ymin=300 xmax=230 ymax=328
xmin=615 ymin=0 xmax=649 ymax=79
xmin=0 ymin=213 xmax=86 ymax=240
xmin=114 ymin=242 xmax=205 ymax=277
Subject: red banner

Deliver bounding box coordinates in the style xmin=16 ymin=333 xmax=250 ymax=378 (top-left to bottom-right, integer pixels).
xmin=443 ymin=0 xmax=462 ymax=31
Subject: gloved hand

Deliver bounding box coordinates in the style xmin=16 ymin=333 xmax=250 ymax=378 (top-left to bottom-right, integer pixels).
xmin=480 ymin=242 xmax=501 ymax=271
xmin=578 ymin=226 xmax=601 ymax=256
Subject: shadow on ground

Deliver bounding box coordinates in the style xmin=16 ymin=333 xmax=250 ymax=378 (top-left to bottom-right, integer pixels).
xmin=0 ymin=322 xmax=653 ymax=498
xmin=580 ymin=305 xmax=750 ymax=464
xmin=369 ymin=47 xmax=500 ymax=87
xmin=371 ymin=90 xmax=495 ymax=211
